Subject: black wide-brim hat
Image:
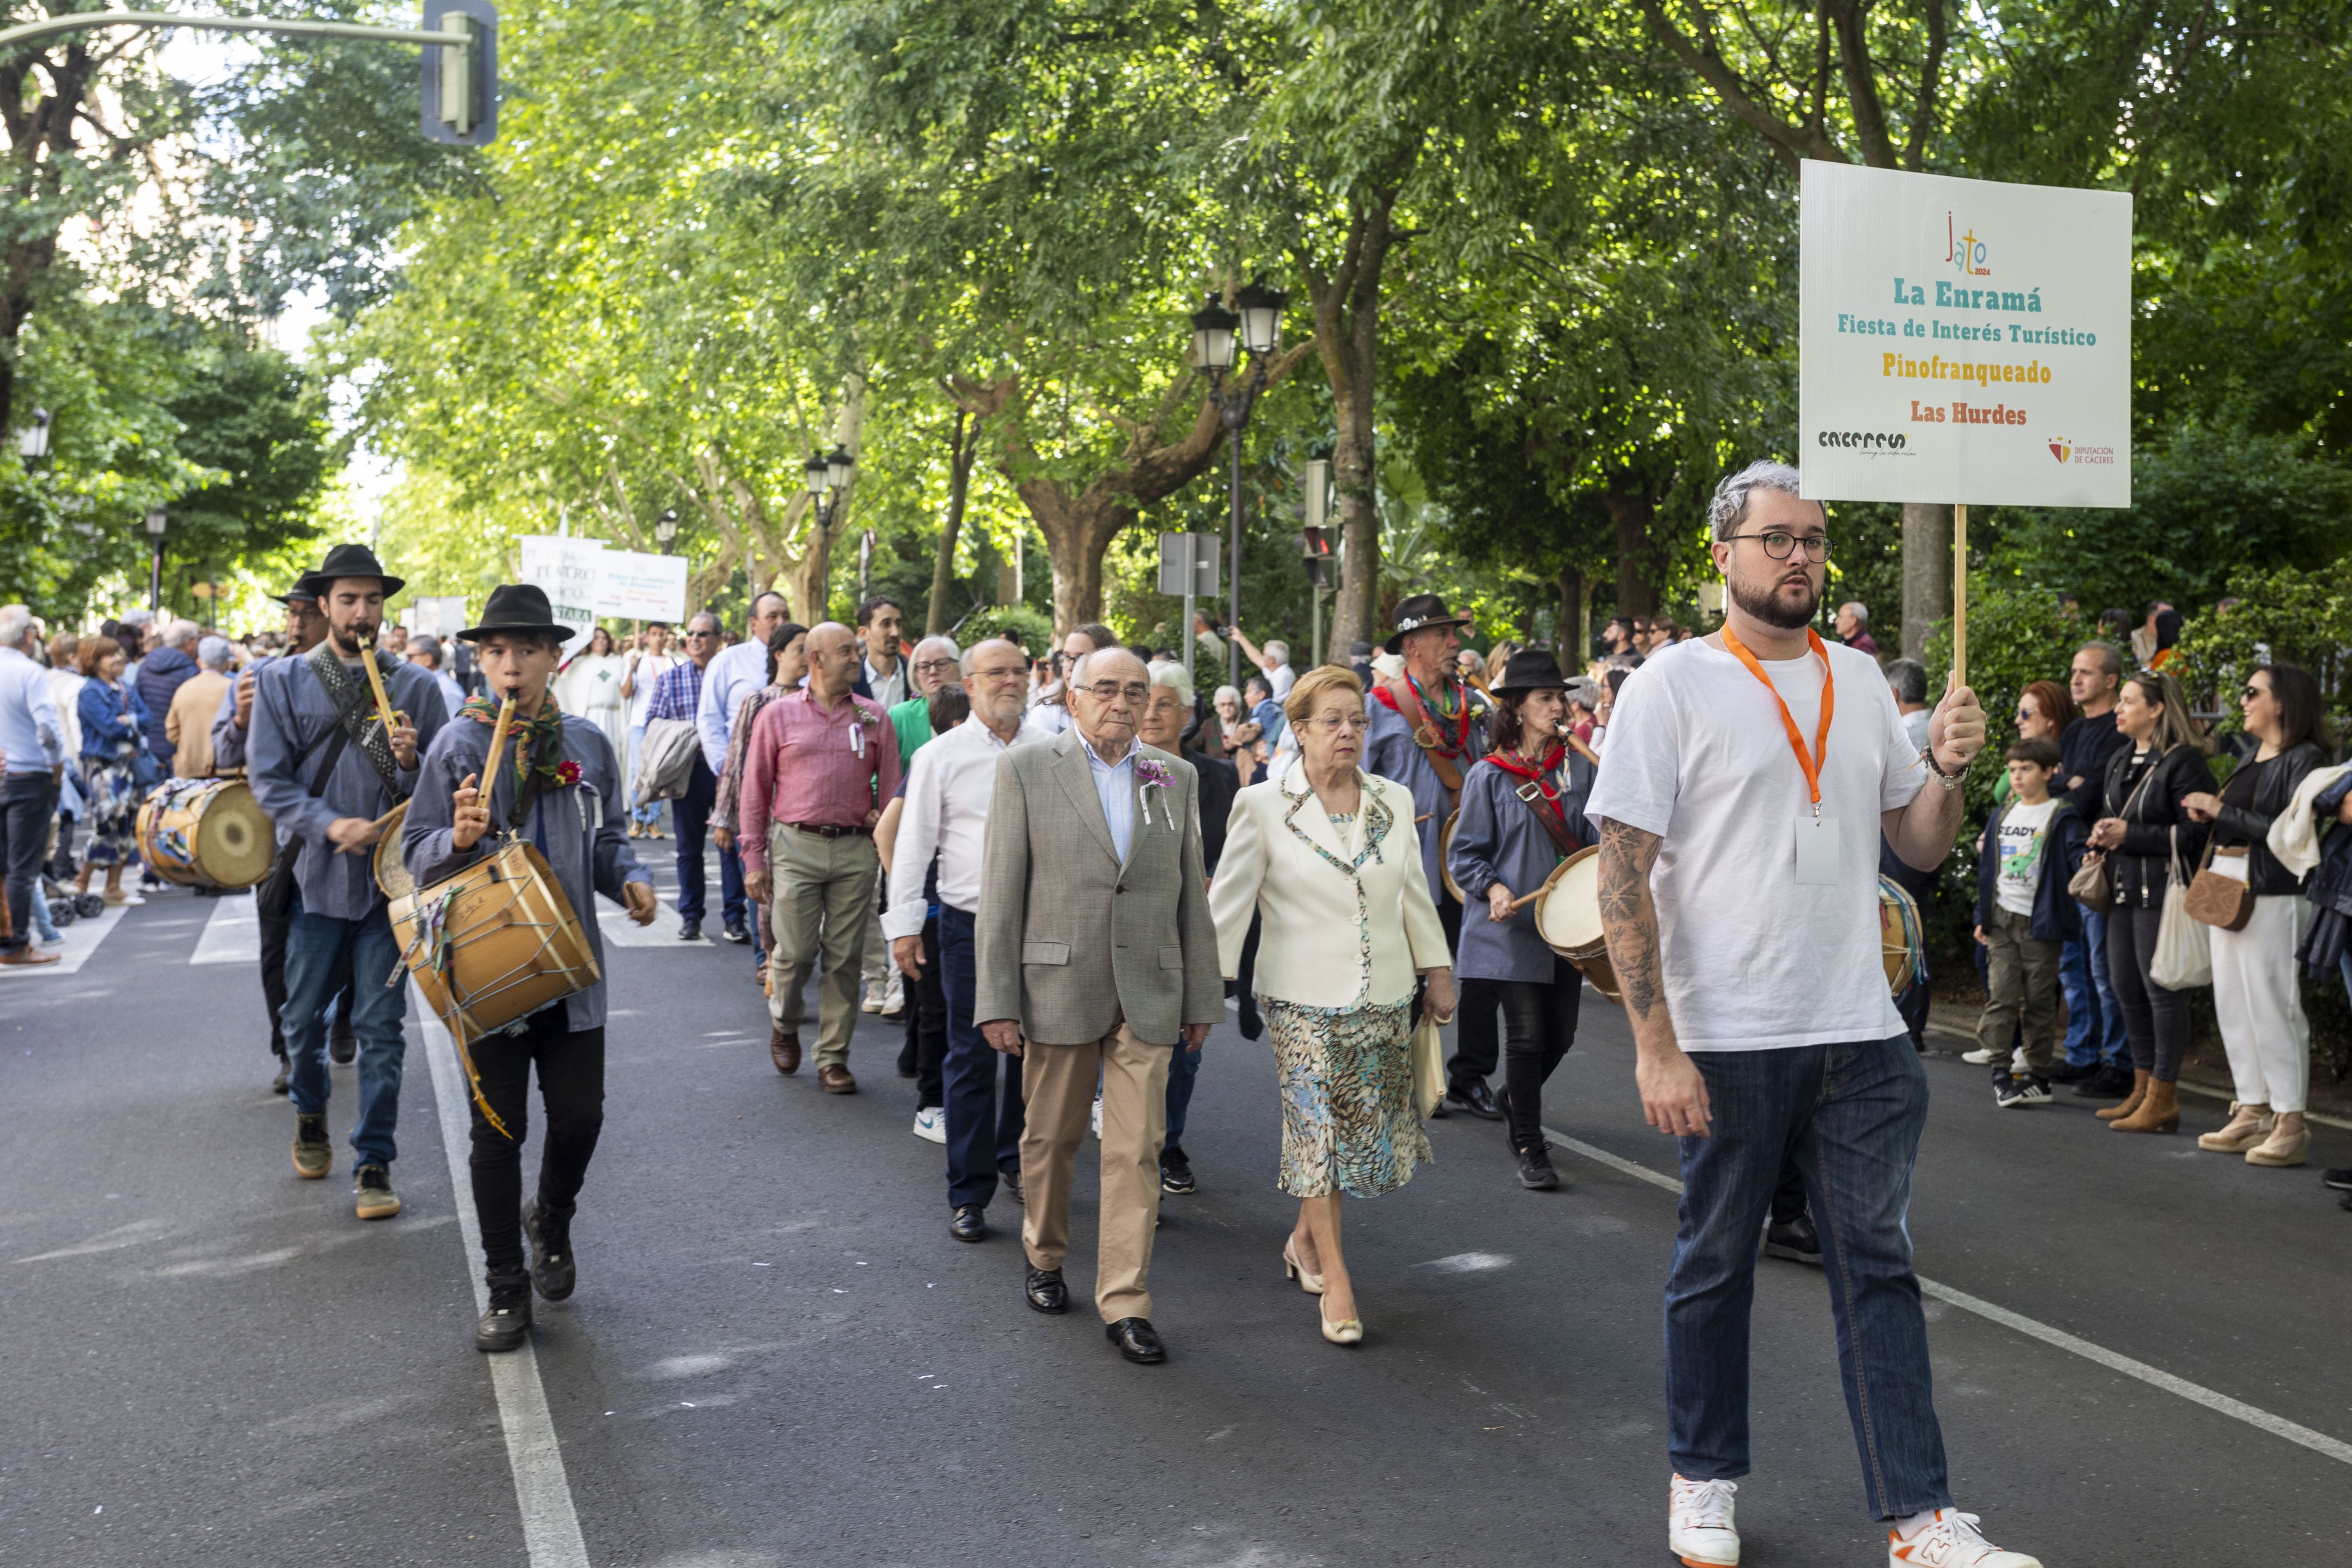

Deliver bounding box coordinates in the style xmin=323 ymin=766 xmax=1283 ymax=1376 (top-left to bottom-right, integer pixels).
xmin=270 ymin=585 xmax=317 ymax=606
xmin=294 ymin=542 xmax=405 ymax=601
xmin=1382 ymin=593 xmax=1474 ymax=655
xmin=1492 ymin=646 xmax=1573 ymax=695
xmin=458 ymin=583 xmax=562 ymax=643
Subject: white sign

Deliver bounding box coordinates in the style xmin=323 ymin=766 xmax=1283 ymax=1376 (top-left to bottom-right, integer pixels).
xmin=1799 ymin=162 xmax=2131 ymax=507
xmin=404 ymin=596 xmax=470 ymax=637
xmin=594 ymin=549 xmax=688 ymax=622
xmin=517 ymin=536 xmax=605 ymax=654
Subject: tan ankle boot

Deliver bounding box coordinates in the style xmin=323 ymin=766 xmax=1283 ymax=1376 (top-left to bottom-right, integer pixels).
xmin=2112 ymin=1077 xmax=2180 ymax=1133
xmin=2197 ymin=1102 xmax=2272 ymax=1152
xmin=2245 ymin=1112 xmax=2309 ymax=1167
xmin=2096 ymin=1068 xmax=2152 ymax=1121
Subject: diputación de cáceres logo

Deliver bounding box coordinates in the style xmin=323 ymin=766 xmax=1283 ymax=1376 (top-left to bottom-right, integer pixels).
xmin=1815 ymin=429 xmax=1914 ymax=455
xmin=2046 ymin=438 xmax=2116 ymax=466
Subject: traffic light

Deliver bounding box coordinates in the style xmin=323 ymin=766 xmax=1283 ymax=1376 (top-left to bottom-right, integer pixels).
xmin=420 ymin=0 xmax=499 ymax=147
xmin=1298 ymin=527 xmax=1335 ymax=589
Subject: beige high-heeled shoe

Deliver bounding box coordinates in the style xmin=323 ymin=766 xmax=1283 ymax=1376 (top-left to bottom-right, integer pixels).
xmin=1319 ymin=1299 xmax=1363 ymax=1346
xmin=2245 ymin=1113 xmax=2309 ymax=1168
xmin=2197 ymin=1102 xmax=2273 ymax=1152
xmin=1282 ymin=1238 xmax=1325 ymax=1296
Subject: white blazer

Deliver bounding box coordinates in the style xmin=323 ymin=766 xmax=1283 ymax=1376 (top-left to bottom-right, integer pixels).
xmin=1210 ymin=769 xmax=1451 ymax=1010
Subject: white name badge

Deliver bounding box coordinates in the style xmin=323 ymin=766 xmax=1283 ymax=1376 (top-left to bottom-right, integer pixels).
xmin=1795 ymin=816 xmax=1841 ymax=885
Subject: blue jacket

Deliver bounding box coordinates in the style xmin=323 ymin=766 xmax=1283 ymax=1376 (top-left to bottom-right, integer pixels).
xmin=1447 ymin=749 xmax=1595 ymax=983
xmin=1975 ymin=796 xmax=2088 ymax=942
xmin=78 ymin=677 xmax=151 ymax=763
xmin=134 ymin=646 xmax=197 ymax=764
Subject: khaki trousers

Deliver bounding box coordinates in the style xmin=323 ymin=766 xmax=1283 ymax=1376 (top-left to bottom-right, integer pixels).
xmin=1977 ymin=906 xmax=2061 ymax=1078
xmin=765 ymin=824 xmax=879 ymax=1070
xmin=1020 ymin=1020 xmax=1172 ymax=1323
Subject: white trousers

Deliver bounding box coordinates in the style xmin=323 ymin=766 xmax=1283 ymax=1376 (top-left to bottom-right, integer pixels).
xmin=2207 ymin=858 xmax=2312 ymax=1113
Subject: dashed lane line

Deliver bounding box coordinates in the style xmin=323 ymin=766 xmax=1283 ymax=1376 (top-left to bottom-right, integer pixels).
xmin=1538 ymin=1124 xmax=2352 ymax=1469
xmin=190 ymin=891 xmax=260 ymax=964
xmin=0 ymin=899 xmax=127 ymax=977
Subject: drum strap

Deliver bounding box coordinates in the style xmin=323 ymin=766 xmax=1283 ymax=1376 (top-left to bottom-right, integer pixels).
xmin=1512 ymin=779 xmax=1585 ymax=859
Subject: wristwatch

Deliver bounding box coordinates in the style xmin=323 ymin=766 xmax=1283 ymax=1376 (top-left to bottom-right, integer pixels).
xmin=1921 ymin=746 xmax=1966 ymax=790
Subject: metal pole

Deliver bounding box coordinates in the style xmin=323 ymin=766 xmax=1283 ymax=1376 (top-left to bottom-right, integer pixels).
xmin=1227 ymin=431 xmax=1242 ymax=693
xmin=1181 ymin=536 xmax=1197 ymax=686
xmin=149 ymin=539 xmax=162 ymax=612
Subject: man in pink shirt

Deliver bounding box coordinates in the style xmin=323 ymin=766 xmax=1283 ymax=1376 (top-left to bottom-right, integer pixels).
xmin=741 ymin=622 xmax=901 ymax=1093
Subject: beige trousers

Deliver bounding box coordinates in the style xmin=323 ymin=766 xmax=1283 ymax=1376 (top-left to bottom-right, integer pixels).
xmin=765 ymin=824 xmax=878 ymax=1070
xmin=1020 ymin=1020 xmax=1172 ymax=1323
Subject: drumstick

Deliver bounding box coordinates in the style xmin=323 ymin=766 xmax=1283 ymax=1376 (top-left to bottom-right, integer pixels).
xmin=358 ymin=646 xmax=401 ymax=738
xmin=1507 ymin=886 xmax=1545 ymax=913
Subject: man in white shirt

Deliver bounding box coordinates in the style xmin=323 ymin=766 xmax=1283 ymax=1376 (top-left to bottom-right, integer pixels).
xmin=621 ymin=622 xmax=682 ymax=836
xmin=856 ymin=595 xmax=908 ymax=709
xmin=0 ymin=604 xmax=64 ymax=966
xmin=696 ymin=591 xmax=789 ymax=943
xmin=888 ymin=637 xmax=1033 ymax=1242
xmin=1588 ymin=462 xmax=2031 ymax=1568
xmin=1020 ymin=622 xmax=1116 ymax=741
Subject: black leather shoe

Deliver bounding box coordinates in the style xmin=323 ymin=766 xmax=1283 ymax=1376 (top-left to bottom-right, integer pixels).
xmin=1000 ymin=1168 xmax=1024 ymax=1206
xmin=1105 ymin=1316 xmax=1166 ymax=1364
xmin=1764 ymin=1212 xmax=1824 ymax=1266
xmin=329 ymin=1030 xmax=357 ymax=1066
xmin=475 ymin=1288 xmax=533 ymax=1352
xmin=2073 ymin=1062 xmax=2134 ymax=1098
xmin=2049 ymin=1060 xmax=2098 ymax=1084
xmin=950 ymin=1204 xmax=988 ymax=1243
xmin=270 ymin=1050 xmax=291 ymax=1096
xmin=677 ymin=919 xmax=702 ymax=942
xmin=1446 ymin=1080 xmax=1504 ymax=1121
xmin=524 ymin=1199 xmax=575 ymax=1301
xmin=1024 ymin=1266 xmax=1067 ymax=1314
xmin=720 ymin=921 xmax=750 ymax=945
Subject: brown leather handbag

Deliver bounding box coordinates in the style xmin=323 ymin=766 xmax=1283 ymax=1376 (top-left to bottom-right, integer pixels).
xmin=2184 ymin=842 xmax=2255 ymax=931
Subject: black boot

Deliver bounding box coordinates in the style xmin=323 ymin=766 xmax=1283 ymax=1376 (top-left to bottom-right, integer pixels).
xmin=329 ymin=1029 xmax=357 ymax=1066
xmin=476 ymin=1277 xmax=534 ymax=1352
xmin=1515 ymin=1142 xmax=1560 ymax=1191
xmin=270 ymin=1048 xmax=291 ymax=1096
xmin=524 ymin=1200 xmax=575 ymax=1302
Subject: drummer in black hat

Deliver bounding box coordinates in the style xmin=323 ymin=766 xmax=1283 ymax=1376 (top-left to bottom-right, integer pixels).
xmin=401 ymin=583 xmax=658 ymax=1354
xmin=1443 ymin=648 xmax=1599 ymax=1190
xmin=248 ymin=545 xmax=448 ymax=1216
xmin=1363 ymin=593 xmax=1504 ymax=1119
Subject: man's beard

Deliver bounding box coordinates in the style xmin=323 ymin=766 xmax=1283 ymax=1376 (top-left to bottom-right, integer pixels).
xmin=330 ymin=619 xmax=378 ymax=654
xmin=1729 ymin=573 xmax=1820 ymax=632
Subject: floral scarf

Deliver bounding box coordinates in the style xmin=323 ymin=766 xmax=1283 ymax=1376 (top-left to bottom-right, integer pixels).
xmin=458 ymin=693 xmax=578 ymax=826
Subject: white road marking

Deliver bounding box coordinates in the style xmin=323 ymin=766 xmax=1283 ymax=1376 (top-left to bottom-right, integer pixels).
xmin=190 ymin=891 xmax=260 ymax=964
xmin=1539 ymin=1124 xmax=2352 ymax=1469
xmin=0 ymin=900 xmax=127 ymax=977
xmin=417 ymin=989 xmax=593 ymax=1568
xmin=595 ymin=894 xmax=681 ymax=947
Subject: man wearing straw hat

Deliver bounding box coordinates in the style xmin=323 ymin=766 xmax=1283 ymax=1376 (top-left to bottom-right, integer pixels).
xmin=403 ymin=583 xmax=658 ymax=1353
xmin=248 ymin=544 xmax=448 ymax=1223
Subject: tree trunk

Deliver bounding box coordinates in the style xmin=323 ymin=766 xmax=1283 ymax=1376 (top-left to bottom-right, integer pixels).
xmin=1899 ymin=501 xmax=1951 ymax=661
xmin=1301 ymin=188 xmax=1400 ymax=656
xmin=1601 ymin=481 xmax=1660 ymax=616
xmin=926 ymin=409 xmax=974 ymax=636
xmin=1557 ymin=564 xmax=1590 ymax=663
xmin=783 ymin=376 xmax=867 ymax=624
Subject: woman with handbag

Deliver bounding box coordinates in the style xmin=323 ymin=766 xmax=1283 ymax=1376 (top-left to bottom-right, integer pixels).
xmin=2082 ymin=669 xmax=2215 ymax=1133
xmin=72 ymin=635 xmax=153 ymax=907
xmin=2180 ymin=664 xmax=2330 ymax=1166
xmin=1445 ymin=649 xmax=1596 ymax=1191
xmin=1210 ymin=664 xmax=1455 ymax=1346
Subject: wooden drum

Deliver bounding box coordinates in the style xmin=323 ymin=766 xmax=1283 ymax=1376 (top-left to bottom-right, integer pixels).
xmin=390 ymin=839 xmax=599 ymax=1044
xmin=135 ymin=778 xmax=274 ymax=890
xmin=1878 ymin=874 xmax=1926 ymax=997
xmin=373 ymin=801 xmax=415 ymax=903
xmin=1531 ymin=845 xmax=1621 ymax=1004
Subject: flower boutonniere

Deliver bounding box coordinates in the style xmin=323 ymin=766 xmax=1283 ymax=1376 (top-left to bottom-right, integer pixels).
xmin=1135 ymin=756 xmax=1176 ymax=831
xmin=551 ymin=759 xmax=583 ymax=788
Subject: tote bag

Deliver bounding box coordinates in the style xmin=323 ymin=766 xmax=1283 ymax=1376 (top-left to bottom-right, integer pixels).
xmin=1410 ymin=1013 xmax=1446 ymax=1120
xmin=2149 ymin=826 xmax=2213 ymax=991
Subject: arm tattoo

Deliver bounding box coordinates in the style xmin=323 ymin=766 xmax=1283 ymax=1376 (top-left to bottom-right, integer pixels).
xmin=1597 ymin=817 xmax=1666 ymax=1022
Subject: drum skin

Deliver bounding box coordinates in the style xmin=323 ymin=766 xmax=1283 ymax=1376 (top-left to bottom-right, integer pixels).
xmin=135 ymin=779 xmax=273 ymax=890
xmin=1531 ymin=845 xmax=1621 ymax=1004
xmin=391 ymin=839 xmax=598 ymax=1042
xmin=374 ymin=801 xmax=414 ymax=902
xmin=1438 ymin=810 xmax=1464 ymax=904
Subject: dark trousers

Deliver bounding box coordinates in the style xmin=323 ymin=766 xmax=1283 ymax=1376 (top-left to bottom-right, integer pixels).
xmin=1495 ymin=959 xmax=1583 ymax=1149
xmin=0 ymin=772 xmax=55 ymax=952
xmin=1433 ymin=891 xmax=1502 ymax=1090
xmin=2107 ymin=900 xmax=2189 ymax=1081
xmin=468 ymin=1011 xmax=606 ymax=1288
xmin=260 ymin=903 xmax=352 ymax=1056
xmin=900 ymin=914 xmax=947 ymax=1109
xmin=670 ymin=757 xmax=745 ymax=928
xmin=939 ymin=905 xmax=1024 ymax=1210
xmin=1226 ymin=911 xmax=1263 ymax=1039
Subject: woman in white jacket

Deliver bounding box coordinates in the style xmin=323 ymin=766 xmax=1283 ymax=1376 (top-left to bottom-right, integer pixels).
xmin=1210 ymin=664 xmax=1455 ymax=1346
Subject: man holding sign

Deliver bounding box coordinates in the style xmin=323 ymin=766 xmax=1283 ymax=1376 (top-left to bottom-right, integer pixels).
xmin=1590 ymin=466 xmax=2035 ymax=1568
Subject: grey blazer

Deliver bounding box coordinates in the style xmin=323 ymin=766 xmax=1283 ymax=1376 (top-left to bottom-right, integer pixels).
xmin=973 ymin=727 xmax=1223 ymax=1047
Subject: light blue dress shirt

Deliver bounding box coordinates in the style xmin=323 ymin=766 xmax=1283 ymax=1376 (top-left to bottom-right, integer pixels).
xmin=1080 ymin=733 xmax=1136 ymax=862
xmin=0 ymin=647 xmax=62 ymax=772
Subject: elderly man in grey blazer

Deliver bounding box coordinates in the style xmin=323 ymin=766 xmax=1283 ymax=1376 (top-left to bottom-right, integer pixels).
xmin=976 ymin=645 xmax=1222 ymax=1365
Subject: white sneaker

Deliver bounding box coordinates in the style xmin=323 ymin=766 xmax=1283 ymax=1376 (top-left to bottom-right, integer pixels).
xmin=860 ymin=993 xmax=884 ymax=1014
xmin=912 ymin=1107 xmax=946 ymax=1144
xmin=1889 ymin=1510 xmax=2040 ymax=1567
xmin=1089 ymin=1095 xmax=1102 ymax=1141
xmin=1668 ymin=1474 xmax=1739 ymax=1566
xmin=1960 ymin=1048 xmax=2000 ymax=1065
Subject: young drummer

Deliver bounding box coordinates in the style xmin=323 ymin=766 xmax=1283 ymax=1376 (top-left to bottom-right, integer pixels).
xmin=402 ymin=585 xmax=659 ymax=1352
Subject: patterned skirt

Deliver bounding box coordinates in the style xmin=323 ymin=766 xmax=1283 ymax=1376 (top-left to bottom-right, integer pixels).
xmin=81 ymin=759 xmax=143 ymax=867
xmin=1264 ymin=996 xmax=1430 ymax=1199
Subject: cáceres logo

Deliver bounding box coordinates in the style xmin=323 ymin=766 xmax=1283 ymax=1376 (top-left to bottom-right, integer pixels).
xmin=2049 ymin=438 xmax=2071 ymax=463
xmin=1816 ymin=429 xmax=1910 ymax=453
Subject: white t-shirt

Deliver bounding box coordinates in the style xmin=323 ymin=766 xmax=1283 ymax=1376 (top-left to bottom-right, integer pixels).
xmin=625 ymin=652 xmax=683 ymax=726
xmin=1583 ymin=637 xmax=1926 ymax=1051
xmin=1994 ymin=798 xmax=2058 ymax=916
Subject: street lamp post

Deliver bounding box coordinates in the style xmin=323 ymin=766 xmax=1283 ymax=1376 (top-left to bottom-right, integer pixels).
xmin=654 ymin=508 xmax=678 ymax=554
xmin=15 ymin=407 xmax=52 ymax=469
xmin=803 ymin=444 xmax=857 ymax=612
xmin=1190 ymin=277 xmax=1286 ymax=691
xmin=144 ymin=508 xmax=168 ymax=613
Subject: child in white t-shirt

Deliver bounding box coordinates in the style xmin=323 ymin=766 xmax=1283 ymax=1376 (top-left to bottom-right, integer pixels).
xmin=1972 ymin=736 xmax=2088 ymax=1105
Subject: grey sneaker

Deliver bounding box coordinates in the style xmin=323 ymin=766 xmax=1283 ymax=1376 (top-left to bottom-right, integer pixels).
xmin=354 ymin=1164 xmax=402 ymax=1220
xmin=292 ymin=1113 xmax=332 ymax=1179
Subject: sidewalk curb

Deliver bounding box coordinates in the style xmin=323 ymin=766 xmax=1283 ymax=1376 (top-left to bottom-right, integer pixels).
xmin=1921 ymin=1026 xmax=2352 ymax=1134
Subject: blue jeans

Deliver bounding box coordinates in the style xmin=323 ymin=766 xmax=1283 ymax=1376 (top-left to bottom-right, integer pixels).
xmin=669 ymin=757 xmax=745 ymax=928
xmin=1164 ymin=1044 xmax=1203 ymax=1151
xmin=939 ymin=906 xmax=1024 ymax=1210
xmin=1667 ymin=1034 xmax=1950 ymax=1520
xmin=282 ymin=894 xmax=409 ymax=1172
xmin=2061 ymin=906 xmax=2130 ymax=1066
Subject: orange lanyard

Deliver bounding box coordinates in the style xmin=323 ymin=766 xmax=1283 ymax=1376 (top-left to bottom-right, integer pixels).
xmin=1721 ymin=626 xmax=1835 ymax=817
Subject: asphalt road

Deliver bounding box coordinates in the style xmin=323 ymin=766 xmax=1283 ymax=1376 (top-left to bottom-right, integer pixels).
xmin=5 ymin=870 xmax=2350 ymax=1568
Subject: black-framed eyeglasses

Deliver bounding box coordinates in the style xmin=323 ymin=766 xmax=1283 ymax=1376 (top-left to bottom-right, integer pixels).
xmin=913 ymin=658 xmax=958 ymax=675
xmin=1724 ymin=530 xmax=1833 ymax=562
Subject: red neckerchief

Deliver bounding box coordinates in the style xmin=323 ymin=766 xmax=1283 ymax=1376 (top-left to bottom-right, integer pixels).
xmin=1488 ymin=742 xmax=1566 ymax=791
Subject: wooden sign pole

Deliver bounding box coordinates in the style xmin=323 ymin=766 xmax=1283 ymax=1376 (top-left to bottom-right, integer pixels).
xmin=1951 ymin=503 xmax=1969 ymax=689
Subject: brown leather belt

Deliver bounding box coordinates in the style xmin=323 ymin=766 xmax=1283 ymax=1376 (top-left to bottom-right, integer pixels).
xmin=784 ymin=821 xmax=870 ymax=839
